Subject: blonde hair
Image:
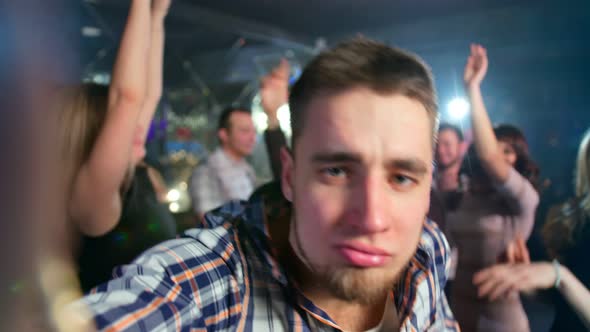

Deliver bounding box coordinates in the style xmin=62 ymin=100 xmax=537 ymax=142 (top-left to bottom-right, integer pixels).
xmin=542 ymin=128 xmax=590 ymax=258
xmin=575 ymin=128 xmax=590 ymax=203
xmin=55 ymin=84 xmax=108 ymax=190
xmin=54 ymin=83 xmax=132 ymax=219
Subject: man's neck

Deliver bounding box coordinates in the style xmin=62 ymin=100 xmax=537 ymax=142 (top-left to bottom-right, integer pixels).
xmin=220 ymin=146 xmax=244 ymax=163
xmin=436 ymin=163 xmax=461 ymax=192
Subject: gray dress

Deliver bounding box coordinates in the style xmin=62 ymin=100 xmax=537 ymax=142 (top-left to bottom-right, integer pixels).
xmin=446 ymin=168 xmax=539 ymax=332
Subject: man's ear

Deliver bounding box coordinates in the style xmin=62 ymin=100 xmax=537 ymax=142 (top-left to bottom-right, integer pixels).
xmin=460 ymin=141 xmax=469 ymax=156
xmin=218 ymin=128 xmax=228 ymax=145
xmin=460 ymin=129 xmax=472 ymax=156
xmin=280 ymin=146 xmax=294 ymax=202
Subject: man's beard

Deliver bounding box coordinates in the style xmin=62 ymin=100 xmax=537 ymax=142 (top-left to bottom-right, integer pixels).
xmin=321 ymin=265 xmax=399 ymax=305
xmin=289 ymin=214 xmax=400 ymax=305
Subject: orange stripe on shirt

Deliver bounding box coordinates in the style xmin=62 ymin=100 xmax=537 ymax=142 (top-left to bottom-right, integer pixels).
xmin=203 ymin=303 xmax=242 ymax=326
xmin=106 ymin=284 xmax=182 ymax=332
xmin=234 ymin=233 xmax=250 ymax=331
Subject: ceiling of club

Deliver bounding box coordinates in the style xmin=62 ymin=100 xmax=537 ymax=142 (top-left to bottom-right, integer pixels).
xmin=78 ymin=0 xmax=588 ymax=109
xmin=75 ymin=0 xmax=588 ymax=149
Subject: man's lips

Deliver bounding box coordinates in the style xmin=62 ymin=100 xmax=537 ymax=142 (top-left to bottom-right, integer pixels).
xmin=334 ymin=242 xmax=391 ymax=267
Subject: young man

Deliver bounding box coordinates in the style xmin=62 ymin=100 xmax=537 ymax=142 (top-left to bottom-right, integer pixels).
xmin=76 ymin=38 xmax=458 ymax=331
xmin=430 ymin=123 xmax=467 ymax=228
xmin=434 ymin=123 xmax=466 ymax=192
xmin=432 ymin=124 xmax=466 ymax=297
xmin=189 ymin=106 xmax=257 ymax=217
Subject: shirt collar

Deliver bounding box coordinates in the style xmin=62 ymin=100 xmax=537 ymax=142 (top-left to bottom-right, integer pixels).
xmin=214 ymin=147 xmax=247 ymax=168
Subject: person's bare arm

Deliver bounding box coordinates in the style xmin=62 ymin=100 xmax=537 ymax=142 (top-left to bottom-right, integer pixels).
xmin=71 ymin=0 xmax=151 ymax=236
xmin=260 ymin=59 xmax=289 ymax=130
xmin=146 ymin=166 xmax=169 ymax=203
xmin=559 ymin=265 xmax=590 ymax=329
xmin=260 ymin=59 xmax=289 ymax=179
xmin=464 ymin=44 xmax=511 ymax=183
xmin=136 ymin=0 xmax=171 ymax=148
xmin=474 ymin=262 xmax=590 ymax=329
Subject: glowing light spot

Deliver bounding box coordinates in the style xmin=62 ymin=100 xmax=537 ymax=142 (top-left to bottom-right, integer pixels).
xmin=447 ymin=97 xmax=470 ymax=120
xmin=167 ymin=189 xmax=180 ymax=202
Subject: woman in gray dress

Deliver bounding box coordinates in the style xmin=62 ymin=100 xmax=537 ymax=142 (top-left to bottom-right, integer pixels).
xmin=446 ymin=44 xmax=540 ymax=332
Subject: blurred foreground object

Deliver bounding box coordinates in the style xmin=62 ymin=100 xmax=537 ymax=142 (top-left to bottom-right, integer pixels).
xmin=0 ymin=1 xmax=94 ymax=331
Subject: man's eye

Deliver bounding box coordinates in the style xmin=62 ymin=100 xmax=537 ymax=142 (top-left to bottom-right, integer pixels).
xmin=391 ymin=174 xmax=416 ymax=188
xmin=322 ymin=167 xmax=346 ymax=177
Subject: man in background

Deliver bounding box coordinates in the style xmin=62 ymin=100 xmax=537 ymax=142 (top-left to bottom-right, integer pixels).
xmin=189 ymin=106 xmax=257 ymax=218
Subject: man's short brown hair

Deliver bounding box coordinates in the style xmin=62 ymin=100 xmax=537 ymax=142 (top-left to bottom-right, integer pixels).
xmin=289 ymin=37 xmax=439 ymax=149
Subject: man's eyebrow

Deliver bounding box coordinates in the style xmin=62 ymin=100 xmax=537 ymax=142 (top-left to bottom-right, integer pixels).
xmin=310 ymin=152 xmax=362 ymax=164
xmin=310 ymin=152 xmax=429 ymax=173
xmin=386 ymin=158 xmax=429 ymax=175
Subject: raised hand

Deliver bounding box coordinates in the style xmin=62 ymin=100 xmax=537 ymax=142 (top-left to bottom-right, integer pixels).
xmin=260 ymin=59 xmax=290 ymax=129
xmin=464 ymin=43 xmax=488 ymax=89
xmin=152 ymin=0 xmax=172 ymax=17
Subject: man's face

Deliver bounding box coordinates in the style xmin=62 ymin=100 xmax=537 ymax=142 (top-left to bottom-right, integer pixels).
xmin=435 ymin=129 xmax=462 ymax=168
xmin=281 ymin=88 xmax=433 ymax=304
xmin=221 ymin=111 xmax=257 ymax=158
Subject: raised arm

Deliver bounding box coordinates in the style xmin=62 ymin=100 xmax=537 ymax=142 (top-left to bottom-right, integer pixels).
xmin=71 ymin=0 xmax=152 ymax=236
xmin=260 ymin=59 xmax=289 ymax=180
xmin=464 ymin=44 xmax=511 ymax=183
xmin=136 ymin=0 xmax=171 ymax=153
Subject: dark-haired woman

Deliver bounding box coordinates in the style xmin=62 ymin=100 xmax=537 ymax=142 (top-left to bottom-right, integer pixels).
xmin=445 ymin=44 xmax=539 ymax=332
xmin=474 ymin=128 xmax=590 ymax=331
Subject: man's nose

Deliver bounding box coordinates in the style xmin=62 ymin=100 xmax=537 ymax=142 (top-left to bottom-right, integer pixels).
xmin=347 ymin=175 xmax=391 ymax=234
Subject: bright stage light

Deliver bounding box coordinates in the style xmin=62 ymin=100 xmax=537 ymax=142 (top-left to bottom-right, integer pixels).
xmin=276 ymin=104 xmax=291 ymax=136
xmin=251 ymin=94 xmax=292 ymax=138
xmin=169 ymin=202 xmax=180 ymax=213
xmin=252 ymin=111 xmax=268 ymax=132
xmin=166 ymin=189 xmax=180 ymax=202
xmin=447 ymin=97 xmax=470 ymax=120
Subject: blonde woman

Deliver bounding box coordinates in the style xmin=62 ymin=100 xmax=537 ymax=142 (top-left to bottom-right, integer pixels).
xmin=60 ymin=0 xmax=171 ymax=239
xmin=71 ymin=1 xmax=176 ymax=293
xmin=474 ymin=128 xmax=590 ymax=331
xmin=42 ymin=2 xmax=173 ymax=328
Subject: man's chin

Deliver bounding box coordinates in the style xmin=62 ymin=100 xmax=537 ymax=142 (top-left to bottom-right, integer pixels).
xmin=324 ymin=267 xmax=399 ymax=305
xmin=438 ymin=160 xmax=460 ymax=170
xmin=241 ymin=148 xmax=255 ymax=157
xmin=438 ymin=161 xmax=452 ymax=168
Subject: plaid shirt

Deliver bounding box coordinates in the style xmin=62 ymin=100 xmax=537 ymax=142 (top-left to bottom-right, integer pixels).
xmin=78 ymin=183 xmax=459 ymax=332
xmin=190 ymin=148 xmax=256 ymax=215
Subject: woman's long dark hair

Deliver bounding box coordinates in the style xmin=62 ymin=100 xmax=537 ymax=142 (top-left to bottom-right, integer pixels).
xmin=494 ymin=124 xmax=539 ymax=185
xmin=447 ymin=124 xmax=539 ymax=211
xmin=461 ymin=124 xmax=539 ymax=188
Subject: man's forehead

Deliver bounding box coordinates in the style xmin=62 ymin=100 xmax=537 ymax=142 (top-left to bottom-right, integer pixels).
xmin=228 ymin=111 xmax=253 ymax=125
xmin=295 ymin=94 xmax=433 ymax=167
xmin=308 ymin=89 xmax=431 ymax=126
xmin=438 ymin=129 xmax=460 ymax=140
xmin=229 ymin=111 xmax=252 ymax=119
xmin=304 ymin=88 xmax=431 ymax=120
